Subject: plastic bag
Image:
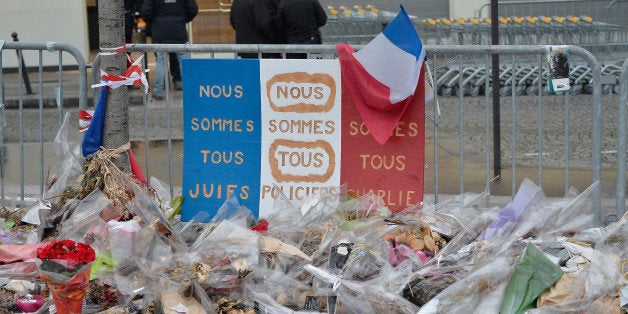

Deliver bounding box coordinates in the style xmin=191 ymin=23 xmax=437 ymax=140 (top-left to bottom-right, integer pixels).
xmin=418 ymin=256 xmax=513 ymax=313
xmin=541 ymin=181 xmax=601 ymax=236
xmin=126 ymin=182 xmax=188 ymax=253
xmin=432 ymin=208 xmax=499 ymax=266
xmin=303 ymin=264 xmax=418 ymax=313
xmin=190 ymin=220 xmax=260 ymax=291
xmin=265 ymin=184 xmax=344 ymax=249
xmin=341 ymin=243 xmax=387 ymax=282
xmin=43 ymin=111 xmax=84 ymax=201
xmin=244 ymin=266 xmax=318 ymax=312
xmin=402 ymin=272 xmax=458 ymax=307
xmin=332 ymin=193 xmax=391 ymax=231
xmin=534 ymin=250 xmax=623 ymax=312
xmin=413 ymin=191 xmax=489 ymax=239
xmin=192 ymin=194 xmax=257 ymax=248
xmin=490 ymin=199 xmax=566 ymax=256
xmin=591 ymin=212 xmax=627 ymax=258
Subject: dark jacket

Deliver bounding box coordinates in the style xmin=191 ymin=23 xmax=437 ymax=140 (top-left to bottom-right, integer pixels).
xmin=141 ymin=0 xmax=198 ymax=44
xmin=276 ymin=0 xmax=327 ymax=43
xmin=229 ymin=0 xmax=275 ymax=45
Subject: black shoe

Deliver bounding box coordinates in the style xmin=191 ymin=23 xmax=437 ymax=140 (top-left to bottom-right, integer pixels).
xmin=152 ymin=93 xmax=164 ymax=100
xmin=174 ymin=81 xmax=183 ymax=90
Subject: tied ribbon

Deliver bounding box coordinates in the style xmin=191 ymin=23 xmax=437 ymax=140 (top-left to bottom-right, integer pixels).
xmin=92 ymin=54 xmax=149 ymax=93
xmin=99 ymin=45 xmax=127 ymax=56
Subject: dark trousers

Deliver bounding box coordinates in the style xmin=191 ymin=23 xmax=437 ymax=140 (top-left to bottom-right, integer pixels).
xmin=169 ymin=53 xmax=181 ymax=83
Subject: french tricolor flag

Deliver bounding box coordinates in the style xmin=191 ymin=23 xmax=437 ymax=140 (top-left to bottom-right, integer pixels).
xmin=81 ymin=87 xmax=147 ymax=184
xmin=337 ymin=6 xmax=428 ymax=145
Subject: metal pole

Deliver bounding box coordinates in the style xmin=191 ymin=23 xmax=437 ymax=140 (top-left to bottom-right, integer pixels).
xmin=11 ymin=32 xmax=33 ymax=95
xmin=491 ymin=0 xmax=502 ymax=179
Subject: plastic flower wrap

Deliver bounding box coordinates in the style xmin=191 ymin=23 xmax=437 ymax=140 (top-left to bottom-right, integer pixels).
xmin=244 ymin=266 xmax=317 ymax=312
xmin=399 ymin=191 xmax=489 ymax=239
xmin=417 ymin=256 xmax=514 ymax=313
xmin=478 ymin=178 xmax=545 ymax=241
xmin=37 ymin=239 xmax=96 ymax=314
xmin=333 ymin=193 xmax=391 ymax=231
xmin=304 ymin=264 xmax=419 ymax=313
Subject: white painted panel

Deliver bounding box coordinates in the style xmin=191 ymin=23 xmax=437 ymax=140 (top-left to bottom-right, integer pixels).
xmin=1 ymin=0 xmax=89 ymax=67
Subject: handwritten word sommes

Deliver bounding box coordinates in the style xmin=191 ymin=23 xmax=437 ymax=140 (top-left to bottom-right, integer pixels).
xmin=190 ymin=117 xmax=254 ymax=132
xmin=348 ymin=121 xmax=419 ymax=137
xmin=268 ymin=119 xmax=335 ymax=135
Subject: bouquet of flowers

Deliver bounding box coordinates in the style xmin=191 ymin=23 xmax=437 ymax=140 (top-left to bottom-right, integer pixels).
xmin=37 ymin=239 xmax=96 ymax=314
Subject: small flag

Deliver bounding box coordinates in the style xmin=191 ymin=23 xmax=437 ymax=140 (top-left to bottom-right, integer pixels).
xmin=81 ymin=87 xmax=107 ymax=157
xmin=337 ymin=6 xmax=426 ymax=145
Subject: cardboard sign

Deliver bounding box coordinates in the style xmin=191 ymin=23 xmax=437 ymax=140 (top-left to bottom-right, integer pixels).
xmin=182 ymin=59 xmax=425 ymax=221
xmin=182 ymin=59 xmax=341 ymax=221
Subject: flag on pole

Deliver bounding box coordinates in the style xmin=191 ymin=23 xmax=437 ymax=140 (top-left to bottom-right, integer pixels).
xmin=336 ymin=6 xmax=426 ymax=145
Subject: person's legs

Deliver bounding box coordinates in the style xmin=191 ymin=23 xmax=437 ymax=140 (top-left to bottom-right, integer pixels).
xmin=153 ymin=51 xmax=167 ymax=99
xmin=169 ymin=52 xmax=181 ymax=89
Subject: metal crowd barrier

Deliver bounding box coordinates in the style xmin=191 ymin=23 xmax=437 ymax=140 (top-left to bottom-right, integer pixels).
xmin=414 ymin=16 xmax=626 ymax=99
xmin=0 ymin=40 xmax=88 ymax=203
xmin=615 ymin=57 xmax=628 ymax=221
xmin=2 ymin=42 xmax=616 ymax=223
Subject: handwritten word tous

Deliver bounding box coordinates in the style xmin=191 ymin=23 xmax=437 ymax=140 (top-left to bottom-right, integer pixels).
xmin=188 ymin=183 xmax=249 ymax=200
xmin=360 ymin=154 xmax=406 ymax=171
xmin=266 ymin=72 xmax=336 ymax=113
xmin=269 ymin=139 xmax=335 ymax=183
xmin=190 ymin=117 xmax=254 ymax=132
xmin=199 ymin=85 xmax=243 ymax=98
xmin=200 ymin=150 xmax=244 ymax=165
